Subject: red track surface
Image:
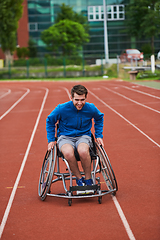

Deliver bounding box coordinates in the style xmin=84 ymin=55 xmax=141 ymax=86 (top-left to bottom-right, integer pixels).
xmin=0 ymin=80 xmax=160 ymax=240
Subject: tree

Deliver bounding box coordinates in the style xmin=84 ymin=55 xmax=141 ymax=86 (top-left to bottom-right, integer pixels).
xmin=41 ymin=3 xmax=89 ymax=56
xmin=125 ymin=0 xmax=160 ymax=53
xmin=16 ymin=47 xmax=29 ymax=58
xmin=41 ymin=19 xmax=89 ymax=56
xmin=0 ymin=0 xmax=23 ymax=65
xmin=28 ymin=38 xmax=37 ymax=58
xmin=55 ymin=3 xmax=89 ymax=32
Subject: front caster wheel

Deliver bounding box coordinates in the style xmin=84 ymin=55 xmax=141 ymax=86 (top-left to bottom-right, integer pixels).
xmin=98 ymin=196 xmax=102 ymax=204
xmin=68 ymin=199 xmax=72 ymax=206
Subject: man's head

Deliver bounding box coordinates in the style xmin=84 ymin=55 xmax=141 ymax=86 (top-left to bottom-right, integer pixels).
xmin=71 ymin=85 xmax=88 ymax=110
xmin=71 ymin=85 xmax=88 ymax=98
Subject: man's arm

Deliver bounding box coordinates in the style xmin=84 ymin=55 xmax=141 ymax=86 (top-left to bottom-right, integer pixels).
xmin=96 ymin=137 xmax=104 ymax=147
xmin=46 ymin=105 xmax=60 ymax=144
xmin=93 ymin=105 xmax=104 ymax=139
xmin=48 ymin=141 xmax=56 ymax=151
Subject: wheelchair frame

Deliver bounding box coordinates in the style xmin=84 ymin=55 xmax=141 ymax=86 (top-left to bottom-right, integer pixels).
xmin=38 ymin=134 xmax=118 ymax=206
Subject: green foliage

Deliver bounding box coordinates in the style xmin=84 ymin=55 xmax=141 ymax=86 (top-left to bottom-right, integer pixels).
xmin=41 ymin=19 xmax=89 ymax=56
xmin=16 ymin=39 xmax=37 ymax=59
xmin=137 ymin=70 xmax=160 ymax=79
xmin=141 ymin=43 xmax=152 ymax=56
xmin=14 ymin=58 xmax=43 ymax=67
xmin=16 ymin=47 xmax=29 ymax=58
xmin=125 ymin=0 xmax=160 ymax=53
xmin=41 ymin=3 xmax=89 ymax=56
xmin=13 ymin=59 xmax=27 ymax=67
xmin=55 ymin=3 xmax=75 ymax=23
xmin=0 ymin=0 xmax=23 ymax=53
xmin=28 ymin=39 xmax=37 ymax=58
xmin=13 ymin=56 xmax=83 ymax=67
xmin=45 ymin=55 xmax=82 ymax=66
xmin=55 ymin=3 xmax=89 ymax=32
xmin=106 ymin=64 xmax=117 ymax=78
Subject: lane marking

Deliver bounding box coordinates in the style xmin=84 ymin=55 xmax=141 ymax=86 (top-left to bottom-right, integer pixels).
xmin=62 ymin=87 xmax=71 ymax=98
xmin=89 ymin=90 xmax=160 ymax=148
xmin=112 ymin=196 xmax=136 ymax=240
xmin=103 ymin=86 xmax=160 ymax=114
xmin=63 ymin=86 xmax=136 ymax=240
xmin=0 ymin=89 xmax=11 ymax=99
xmin=122 ymin=85 xmax=160 ymax=100
xmin=0 ymin=88 xmax=49 ymax=238
xmin=0 ymin=88 xmax=30 ymax=120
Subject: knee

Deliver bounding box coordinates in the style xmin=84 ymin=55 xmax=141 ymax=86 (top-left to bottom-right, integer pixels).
xmin=64 ymin=151 xmax=74 ymax=160
xmin=61 ymin=145 xmax=75 ymax=161
xmin=78 ymin=144 xmax=89 ymax=159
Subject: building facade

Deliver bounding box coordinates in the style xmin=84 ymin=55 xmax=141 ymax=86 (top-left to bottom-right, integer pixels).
xmin=27 ymin=0 xmax=131 ymax=58
xmin=0 ymin=0 xmax=159 ymax=60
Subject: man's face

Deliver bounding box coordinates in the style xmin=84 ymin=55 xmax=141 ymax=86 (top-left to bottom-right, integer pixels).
xmin=71 ymin=93 xmax=86 ymax=110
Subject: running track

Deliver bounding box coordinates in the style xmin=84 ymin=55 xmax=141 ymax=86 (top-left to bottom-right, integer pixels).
xmin=0 ymin=80 xmax=159 ymax=240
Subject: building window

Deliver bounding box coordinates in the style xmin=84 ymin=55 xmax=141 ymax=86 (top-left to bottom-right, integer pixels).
xmin=28 ymin=23 xmax=38 ymax=31
xmin=88 ymin=5 xmax=125 ymax=21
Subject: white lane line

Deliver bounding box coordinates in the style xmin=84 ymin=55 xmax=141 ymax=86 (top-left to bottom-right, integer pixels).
xmin=112 ymin=196 xmax=136 ymax=240
xmin=90 ymin=89 xmax=138 ymax=240
xmin=0 ymin=89 xmax=11 ymax=99
xmin=103 ymin=86 xmax=160 ymax=114
xmin=62 ymin=87 xmax=71 ymax=98
xmin=63 ymin=86 xmax=137 ymax=240
xmin=89 ymin=89 xmax=160 ymax=144
xmin=122 ymin=85 xmax=160 ymax=100
xmin=0 ymin=88 xmax=49 ymax=239
xmin=0 ymin=88 xmax=30 ymax=120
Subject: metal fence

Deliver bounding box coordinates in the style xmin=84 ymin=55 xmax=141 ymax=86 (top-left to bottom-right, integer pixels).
xmin=0 ymin=54 xmax=159 ymax=80
xmin=0 ymin=55 xmax=108 ymax=79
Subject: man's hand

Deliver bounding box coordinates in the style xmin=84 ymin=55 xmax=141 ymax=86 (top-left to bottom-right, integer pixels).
xmin=96 ymin=138 xmax=104 ymax=147
xmin=48 ymin=141 xmax=55 ymax=151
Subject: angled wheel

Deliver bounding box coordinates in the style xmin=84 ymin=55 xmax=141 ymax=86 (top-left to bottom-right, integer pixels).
xmin=95 ymin=143 xmax=118 ymax=194
xmin=38 ymin=145 xmax=57 ymax=201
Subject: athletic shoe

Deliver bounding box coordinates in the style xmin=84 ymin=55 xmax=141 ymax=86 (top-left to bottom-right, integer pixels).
xmin=76 ymin=177 xmax=86 ymax=195
xmin=76 ymin=177 xmax=85 ymax=186
xmin=85 ymin=178 xmax=94 ymax=194
xmin=85 ymin=178 xmax=93 ymax=186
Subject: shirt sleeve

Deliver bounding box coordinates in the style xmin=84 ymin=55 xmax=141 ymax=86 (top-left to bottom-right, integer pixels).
xmin=93 ymin=105 xmax=104 ymax=139
xmin=46 ymin=105 xmax=61 ymax=143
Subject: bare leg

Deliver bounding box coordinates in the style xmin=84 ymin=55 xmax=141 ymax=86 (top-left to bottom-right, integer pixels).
xmin=77 ymin=143 xmax=91 ymax=180
xmin=61 ymin=144 xmax=82 ymax=179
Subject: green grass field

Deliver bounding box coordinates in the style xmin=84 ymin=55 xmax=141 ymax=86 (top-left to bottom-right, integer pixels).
xmin=132 ymin=80 xmax=160 ymax=89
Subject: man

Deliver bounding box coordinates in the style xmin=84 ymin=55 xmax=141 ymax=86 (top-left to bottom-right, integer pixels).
xmin=46 ymin=85 xmax=104 ymax=189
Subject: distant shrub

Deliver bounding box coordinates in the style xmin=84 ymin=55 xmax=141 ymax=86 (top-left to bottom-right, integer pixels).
xmin=106 ymin=64 xmax=117 ymax=78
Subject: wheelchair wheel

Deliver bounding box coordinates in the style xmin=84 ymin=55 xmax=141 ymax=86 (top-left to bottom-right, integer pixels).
xmin=95 ymin=143 xmax=118 ymax=194
xmin=38 ymin=145 xmax=57 ymax=201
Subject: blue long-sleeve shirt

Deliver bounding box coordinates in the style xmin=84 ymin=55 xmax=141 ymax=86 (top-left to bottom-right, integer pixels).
xmin=46 ymin=101 xmax=104 ymax=143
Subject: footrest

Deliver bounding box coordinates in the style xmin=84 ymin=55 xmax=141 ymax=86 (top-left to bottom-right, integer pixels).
xmin=70 ymin=184 xmax=99 ymax=192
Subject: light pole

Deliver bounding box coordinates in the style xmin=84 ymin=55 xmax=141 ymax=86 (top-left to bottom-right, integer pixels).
xmin=103 ymin=0 xmax=109 ymax=63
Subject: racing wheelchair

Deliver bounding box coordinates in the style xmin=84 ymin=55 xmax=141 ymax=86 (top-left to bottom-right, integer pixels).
xmin=38 ymin=127 xmax=118 ymax=206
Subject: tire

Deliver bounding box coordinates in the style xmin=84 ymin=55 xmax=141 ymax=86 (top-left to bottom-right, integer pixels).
xmin=98 ymin=196 xmax=102 ymax=204
xmin=95 ymin=143 xmax=118 ymax=193
xmin=68 ymin=199 xmax=72 ymax=206
xmin=38 ymin=145 xmax=57 ymax=201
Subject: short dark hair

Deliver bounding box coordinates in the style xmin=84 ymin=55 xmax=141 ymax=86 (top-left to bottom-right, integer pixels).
xmin=71 ymin=85 xmax=88 ymax=98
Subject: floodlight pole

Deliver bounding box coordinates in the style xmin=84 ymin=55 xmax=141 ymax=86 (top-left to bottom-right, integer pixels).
xmin=103 ymin=0 xmax=109 ymax=63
